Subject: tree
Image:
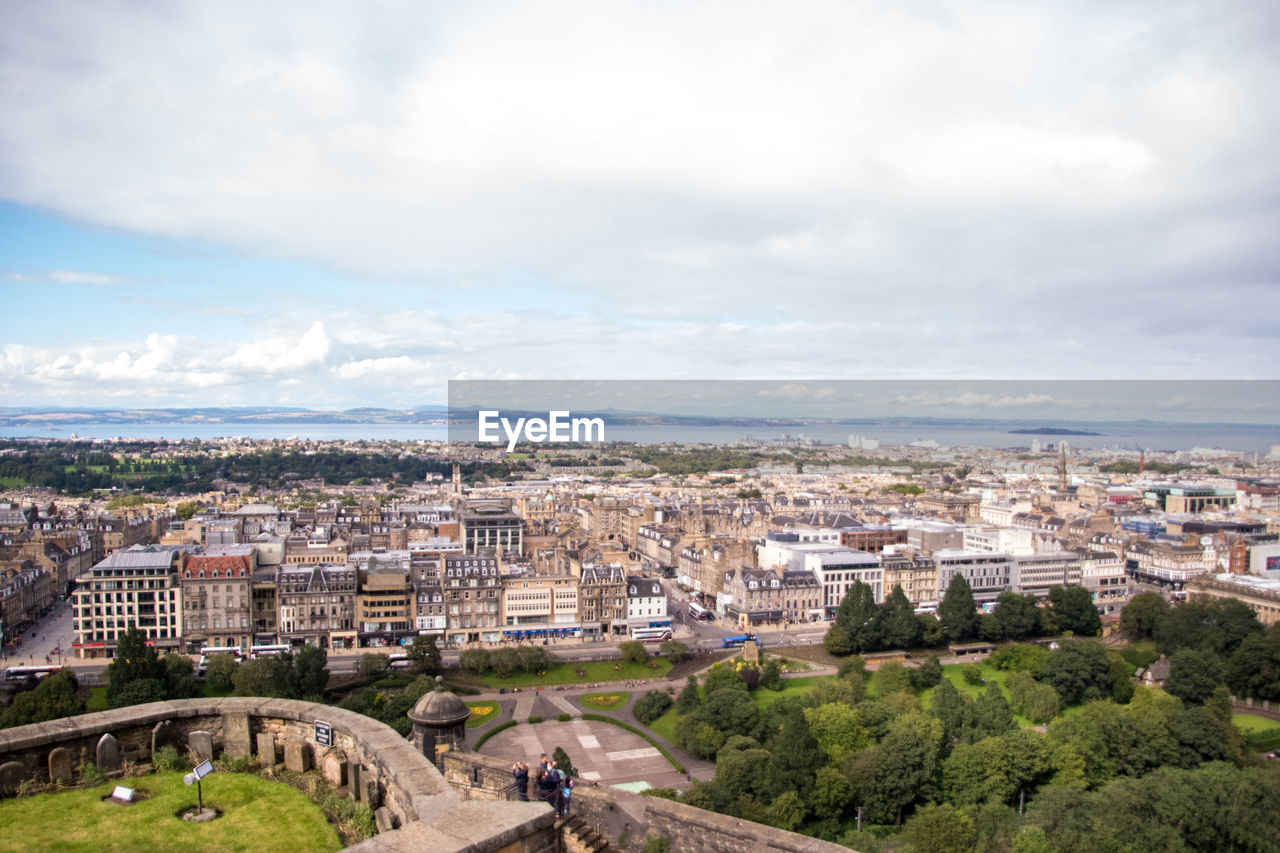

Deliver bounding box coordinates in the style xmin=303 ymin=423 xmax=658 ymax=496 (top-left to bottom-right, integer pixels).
xmin=460 ymin=648 xmax=490 ymax=674
xmin=619 ymin=641 xmax=648 ymax=664
xmin=761 ymin=658 xmax=784 ymax=691
xmin=940 ymin=575 xmax=980 ymax=643
xmin=810 ymin=765 xmax=854 ymax=822
xmin=659 ymin=640 xmax=691 ymax=663
xmin=204 ymin=652 xmax=239 ymax=692
xmin=969 ymin=681 xmax=1016 ymax=741
xmin=929 ymin=678 xmax=970 ymax=747
xmin=904 ymin=803 xmax=978 ymax=853
xmin=490 ymin=647 xmax=520 ymax=677
xmin=911 ymin=655 xmax=944 ymax=690
xmin=175 ymin=501 xmax=201 ymax=521
xmin=993 ymin=592 xmax=1040 ymax=641
xmin=703 ymin=664 xmax=748 ymax=695
xmin=0 ymin=671 xmax=80 ymax=728
xmin=1039 ymin=639 xmax=1113 ymax=706
xmin=1226 ymin=624 xmax=1280 ymax=701
xmin=359 ymin=653 xmax=391 ymax=677
xmin=107 ymin=624 xmax=166 ymax=707
xmin=875 ymin=585 xmax=922 ymax=650
xmin=1163 ymin=648 xmax=1223 ymax=705
xmin=232 ymin=657 xmax=280 ymax=696
xmin=874 ymin=661 xmax=913 ymax=696
xmin=1119 ymin=591 xmax=1169 ymax=641
xmin=871 ymin=712 xmax=944 ymax=824
xmin=163 ymin=654 xmax=202 ymax=699
xmin=803 ymin=702 xmax=870 ymax=764
xmin=832 ymin=580 xmax=882 ymax=654
xmin=552 ymin=745 xmax=578 ymax=778
xmin=634 ymin=690 xmax=674 ymax=725
xmin=1048 ymin=586 xmax=1102 ymax=637
xmin=293 ymin=645 xmax=329 ymax=698
xmin=407 ymin=634 xmax=442 ymax=675
xmin=703 ymin=687 xmax=761 ymax=740
xmin=677 ymin=676 xmax=702 ymax=712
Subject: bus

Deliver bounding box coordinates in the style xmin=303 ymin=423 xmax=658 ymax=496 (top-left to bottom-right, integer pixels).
xmin=630 ymin=626 xmax=673 ymax=643
xmin=4 ymin=665 xmax=64 ymax=682
xmin=687 ymin=602 xmax=714 ymax=621
xmin=388 ymin=653 xmax=413 ymax=669
xmin=721 ymin=634 xmax=756 ymax=649
xmin=249 ymin=644 xmax=291 ymax=659
xmin=197 ymin=646 xmax=243 ymax=673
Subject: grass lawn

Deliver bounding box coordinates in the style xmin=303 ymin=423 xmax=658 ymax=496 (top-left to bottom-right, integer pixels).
xmin=466 ymin=701 xmax=501 ymax=727
xmin=649 ymin=706 xmax=679 ymax=744
xmin=0 ymin=772 xmax=340 ymax=853
xmin=478 ymin=658 xmax=672 ymax=687
xmin=579 ymin=691 xmax=630 ymax=711
xmin=1233 ymin=713 xmax=1280 ymax=734
xmin=750 ymin=676 xmax=829 ymax=711
xmin=0 ymin=478 xmax=25 ymax=488
xmin=85 ymin=687 xmax=109 ymax=712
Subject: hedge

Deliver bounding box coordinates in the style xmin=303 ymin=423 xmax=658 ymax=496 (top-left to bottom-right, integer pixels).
xmin=474 ymin=719 xmax=518 ymax=749
xmin=581 ymin=713 xmax=686 ymax=774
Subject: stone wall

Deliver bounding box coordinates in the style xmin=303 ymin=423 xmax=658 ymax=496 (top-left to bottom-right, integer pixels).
xmin=0 ymin=699 xmax=556 ymax=853
xmin=445 ymin=751 xmax=852 ymax=853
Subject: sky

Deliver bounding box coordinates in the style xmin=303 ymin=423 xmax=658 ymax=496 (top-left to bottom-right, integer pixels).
xmin=1 ymin=1 xmax=1278 ymax=413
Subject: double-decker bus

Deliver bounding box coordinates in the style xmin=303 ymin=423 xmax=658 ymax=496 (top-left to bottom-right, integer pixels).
xmin=629 ymin=626 xmax=673 ymax=643
xmin=721 ymin=633 xmax=756 ymax=648
xmin=4 ymin=665 xmax=64 ymax=682
xmin=197 ymin=646 xmax=243 ymax=673
xmin=248 ymin=644 xmax=291 ymax=659
xmin=687 ymin=602 xmax=714 ymax=621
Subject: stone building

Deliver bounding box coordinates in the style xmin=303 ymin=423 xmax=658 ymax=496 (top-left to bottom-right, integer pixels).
xmin=276 ymin=564 xmax=357 ymax=650
xmin=577 ymin=563 xmax=626 ymax=637
xmin=443 ymin=553 xmax=502 ymax=644
xmin=409 ymin=677 xmax=471 ymax=770
xmin=180 ymin=549 xmax=255 ymax=652
xmin=71 ymin=544 xmax=193 ymax=659
xmin=356 ymin=565 xmax=415 ymax=648
xmin=459 ymin=500 xmax=523 ymax=555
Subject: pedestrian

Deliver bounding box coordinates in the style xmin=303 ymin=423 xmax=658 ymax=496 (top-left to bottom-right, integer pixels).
xmin=559 ymin=773 xmax=574 ymax=817
xmin=545 ymin=760 xmax=564 ymax=815
xmin=511 ymin=762 xmax=529 ymax=801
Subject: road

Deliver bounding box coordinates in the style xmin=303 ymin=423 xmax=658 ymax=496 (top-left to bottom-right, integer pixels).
xmin=2 ymin=596 xmax=76 ymax=668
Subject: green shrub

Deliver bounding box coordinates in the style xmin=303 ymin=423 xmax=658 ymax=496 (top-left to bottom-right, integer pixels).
xmin=557 ymin=713 xmax=571 ymax=722
xmin=218 ymin=751 xmax=259 ymax=774
xmin=152 ymin=745 xmax=188 ymax=772
xmin=528 ymin=715 xmax=543 ymax=724
xmin=474 ymin=719 xmax=518 ymax=750
xmin=962 ymin=662 xmax=984 ymax=685
xmin=633 ymin=689 xmax=674 ymax=725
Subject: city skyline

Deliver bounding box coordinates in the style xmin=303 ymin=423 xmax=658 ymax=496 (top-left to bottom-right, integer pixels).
xmin=3 ymin=2 xmax=1280 ymax=409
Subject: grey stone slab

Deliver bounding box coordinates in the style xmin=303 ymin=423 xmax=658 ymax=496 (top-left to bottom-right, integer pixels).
xmin=48 ymin=747 xmax=72 ymax=783
xmin=322 ymin=749 xmax=348 ymax=788
xmin=151 ymin=721 xmax=176 ymax=758
xmin=0 ymin=761 xmax=24 ymax=795
xmin=222 ymin=711 xmax=252 ymax=758
xmin=348 ymin=761 xmax=361 ymax=797
xmin=189 ymin=730 xmax=214 ymax=764
xmin=284 ymin=740 xmax=312 ymax=773
xmin=96 ymin=733 xmax=121 ymax=771
xmin=257 ymin=733 xmax=277 ymax=767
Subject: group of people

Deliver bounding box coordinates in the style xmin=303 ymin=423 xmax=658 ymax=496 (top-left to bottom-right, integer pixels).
xmin=511 ymin=753 xmax=574 ymax=817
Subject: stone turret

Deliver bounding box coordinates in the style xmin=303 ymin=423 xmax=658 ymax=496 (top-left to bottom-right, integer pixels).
xmin=408 ymin=676 xmax=470 ymax=769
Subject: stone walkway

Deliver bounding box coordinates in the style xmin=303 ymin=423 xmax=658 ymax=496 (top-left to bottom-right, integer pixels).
xmin=479 ymin=719 xmax=688 ymax=789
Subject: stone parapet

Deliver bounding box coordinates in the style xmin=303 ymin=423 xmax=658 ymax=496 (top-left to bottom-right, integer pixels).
xmin=0 ymin=698 xmax=555 ymax=853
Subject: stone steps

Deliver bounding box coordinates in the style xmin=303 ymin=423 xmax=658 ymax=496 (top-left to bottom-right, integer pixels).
xmin=560 ymin=815 xmax=609 ymax=853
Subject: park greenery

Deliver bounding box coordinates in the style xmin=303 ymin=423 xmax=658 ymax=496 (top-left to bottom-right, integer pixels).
xmin=642 ymin=592 xmax=1280 ymax=851
xmin=824 ymin=577 xmax=1102 ymax=658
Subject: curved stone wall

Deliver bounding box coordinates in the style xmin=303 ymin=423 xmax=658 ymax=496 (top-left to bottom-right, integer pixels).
xmin=0 ymin=698 xmax=555 ymax=853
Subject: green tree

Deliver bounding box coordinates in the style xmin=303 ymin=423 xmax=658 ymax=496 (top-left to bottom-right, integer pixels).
xmin=407 ymin=634 xmax=442 ymax=675
xmin=703 ymin=687 xmax=761 ymax=739
xmin=1119 ymin=591 xmax=1169 ymax=641
xmin=1048 ymin=586 xmax=1102 ymax=637
xmin=292 ymin=645 xmax=329 ymax=698
xmin=552 ymin=745 xmax=578 ymax=778
xmin=911 ymin=655 xmax=944 ymax=690
xmin=876 ymin=585 xmax=922 ymax=650
xmin=634 ymin=689 xmax=674 ymax=725
xmin=871 ymin=712 xmax=943 ymax=825
xmin=766 ymin=790 xmax=807 ymax=831
xmin=232 ymin=657 xmax=280 ymax=696
xmin=0 ymin=671 xmax=80 ymax=728
xmin=677 ymin=676 xmax=702 ymax=712
xmin=460 ymin=648 xmax=490 ymax=674
xmin=659 ymin=639 xmax=691 ymax=663
xmin=803 ymin=702 xmax=870 ymax=764
xmin=810 ymin=765 xmax=854 ymax=822
xmin=619 ymin=641 xmax=648 ymax=664
xmin=760 ymin=658 xmax=784 ymax=691
xmin=359 ymin=653 xmax=391 ymax=677
xmin=1225 ymin=624 xmax=1280 ymax=701
xmin=761 ymin=705 xmax=823 ymax=802
xmin=703 ymin=664 xmax=748 ymax=695
xmin=175 ymin=501 xmax=201 ymax=521
xmin=929 ymin=678 xmax=971 ymax=747
xmin=163 ymin=653 xmax=202 ymax=699
xmin=874 ymin=661 xmax=913 ymax=696
xmin=204 ymin=652 xmax=240 ymax=692
xmin=832 ymin=579 xmax=882 ymax=654
xmin=993 ymin=592 xmax=1040 ymax=641
xmin=940 ymin=575 xmax=980 ymax=643
xmin=1040 ymin=639 xmax=1113 ymax=705
xmin=904 ymin=803 xmax=978 ymax=853
xmin=106 ymin=624 xmax=166 ymax=707
xmin=1163 ymin=648 xmax=1223 ymax=705
xmin=969 ymin=681 xmax=1016 ymax=741
xmin=490 ymin=647 xmax=520 ymax=677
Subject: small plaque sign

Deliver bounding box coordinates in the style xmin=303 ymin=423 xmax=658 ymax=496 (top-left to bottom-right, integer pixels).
xmin=315 ymin=720 xmax=333 ymax=747
xmin=111 ymin=786 xmax=134 ymax=802
xmin=193 ymin=759 xmax=215 ymax=780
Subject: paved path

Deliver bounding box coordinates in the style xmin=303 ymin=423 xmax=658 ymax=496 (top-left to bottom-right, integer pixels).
xmin=544 ymin=694 xmax=580 ymax=719
xmin=479 ymin=718 xmax=691 ymax=789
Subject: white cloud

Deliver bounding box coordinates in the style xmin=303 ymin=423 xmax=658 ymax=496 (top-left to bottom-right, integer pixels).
xmin=223 ymin=321 xmax=331 ymax=374
xmin=48 ymin=270 xmax=119 ymax=285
